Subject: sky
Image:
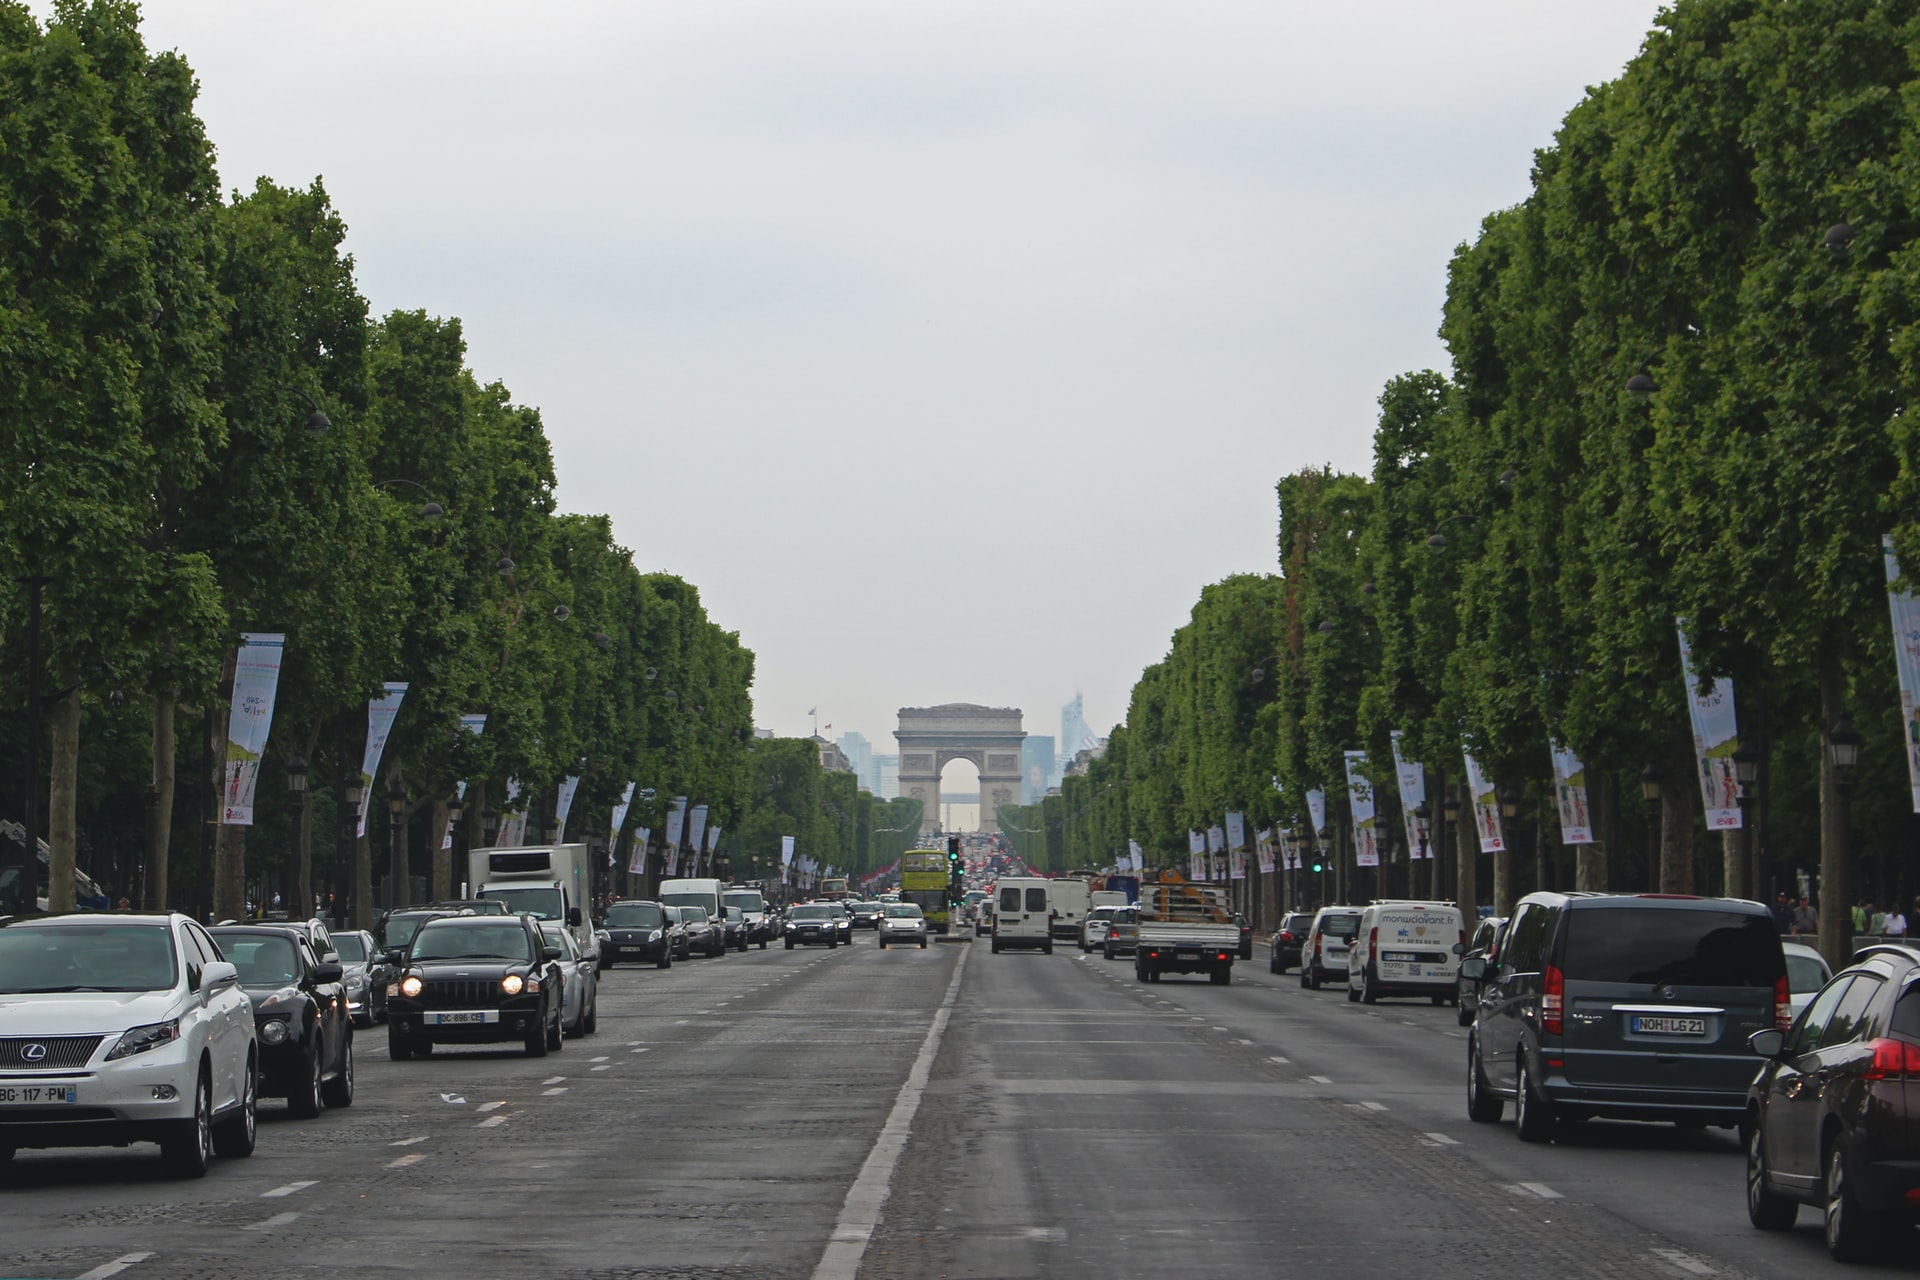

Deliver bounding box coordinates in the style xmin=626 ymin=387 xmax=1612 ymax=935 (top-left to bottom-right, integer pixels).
xmin=124 ymin=0 xmax=1663 ymax=761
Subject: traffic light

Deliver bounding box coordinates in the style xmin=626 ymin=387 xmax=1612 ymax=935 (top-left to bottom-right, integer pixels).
xmin=1312 ymin=862 xmax=1323 ymax=874
xmin=947 ymin=835 xmax=961 ymax=864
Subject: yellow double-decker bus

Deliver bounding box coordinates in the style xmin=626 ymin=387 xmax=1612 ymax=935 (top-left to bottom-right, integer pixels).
xmin=900 ymin=849 xmax=953 ymax=934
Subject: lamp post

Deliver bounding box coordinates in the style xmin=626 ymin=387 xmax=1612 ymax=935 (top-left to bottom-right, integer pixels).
xmin=1822 ymin=712 xmax=1864 ymax=969
xmin=1443 ymin=789 xmax=1468 ymax=914
xmin=443 ymin=790 xmax=466 ymax=901
xmin=1315 ymin=827 xmax=1329 ymax=909
xmin=342 ymin=780 xmax=364 ymax=930
xmin=1640 ymin=765 xmax=1662 ymax=894
xmin=388 ymin=776 xmax=409 ymax=911
xmin=288 ymin=755 xmax=311 ymax=920
xmin=1414 ymin=801 xmax=1431 ymax=900
xmin=1731 ymin=744 xmax=1760 ymax=901
xmin=1496 ymin=785 xmax=1519 ymax=916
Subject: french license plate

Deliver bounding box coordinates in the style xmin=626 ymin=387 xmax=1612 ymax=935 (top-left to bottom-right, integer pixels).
xmin=1383 ymin=951 xmax=1416 ymax=962
xmin=1177 ymin=949 xmax=1200 ymax=959
xmin=1632 ymin=1015 xmax=1706 ymax=1036
xmin=429 ymin=1011 xmax=497 ymax=1026
xmin=0 ymin=1084 xmax=76 ymax=1104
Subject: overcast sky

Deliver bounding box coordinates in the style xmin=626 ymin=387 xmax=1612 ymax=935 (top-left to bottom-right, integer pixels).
xmin=128 ymin=1 xmax=1661 ymax=767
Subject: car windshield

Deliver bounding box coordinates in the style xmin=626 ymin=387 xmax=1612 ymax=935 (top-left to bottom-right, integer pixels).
xmin=539 ymin=927 xmax=572 ymax=957
xmin=484 ymin=888 xmax=564 ymax=921
xmin=681 ymin=907 xmax=710 ymax=924
xmin=1785 ymin=950 xmax=1830 ymax=994
xmin=1562 ymin=908 xmax=1785 ymax=987
xmin=410 ymin=924 xmax=533 ymax=962
xmin=218 ymin=935 xmax=300 ymax=987
xmin=331 ymin=934 xmax=368 ymax=963
xmin=792 ymin=906 xmax=832 ymax=921
xmin=382 ymin=915 xmax=439 ymax=949
xmin=606 ymin=904 xmax=666 ymax=928
xmin=0 ymin=923 xmax=179 ymax=993
xmin=885 ymin=905 xmax=923 ymax=919
xmin=724 ymin=892 xmax=765 ymax=912
xmin=1320 ymin=914 xmax=1361 ymax=938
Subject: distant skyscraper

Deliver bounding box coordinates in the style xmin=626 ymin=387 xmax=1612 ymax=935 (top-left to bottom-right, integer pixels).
xmin=837 ymin=732 xmax=875 ymax=792
xmin=1021 ymin=737 xmax=1055 ymax=805
xmin=873 ymin=755 xmax=900 ymax=800
xmin=1062 ymin=694 xmax=1093 ymax=761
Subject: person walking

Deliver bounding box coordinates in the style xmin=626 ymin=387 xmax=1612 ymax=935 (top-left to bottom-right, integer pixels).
xmin=1855 ymin=898 xmax=1871 ymax=935
xmin=1884 ymin=905 xmax=1909 ymax=938
xmin=1772 ymin=893 xmax=1794 ymax=934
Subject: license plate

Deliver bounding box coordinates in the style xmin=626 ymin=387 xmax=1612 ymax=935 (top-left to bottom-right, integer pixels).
xmin=1177 ymin=949 xmax=1200 ymax=959
xmin=429 ymin=1011 xmax=498 ymax=1026
xmin=1383 ymin=951 xmax=1416 ymax=962
xmin=1631 ymin=1015 xmax=1706 ymax=1036
xmin=0 ymin=1084 xmax=76 ymax=1104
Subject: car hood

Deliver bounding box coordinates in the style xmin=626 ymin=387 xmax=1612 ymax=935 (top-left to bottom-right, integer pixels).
xmin=241 ymin=985 xmax=307 ymax=1011
xmin=0 ymin=989 xmax=184 ymax=1032
xmin=409 ymin=960 xmax=524 ymax=977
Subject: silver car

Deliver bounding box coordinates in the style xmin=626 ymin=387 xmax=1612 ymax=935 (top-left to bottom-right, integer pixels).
xmin=539 ymin=923 xmax=599 ymax=1038
xmin=877 ymin=903 xmax=929 ymax=949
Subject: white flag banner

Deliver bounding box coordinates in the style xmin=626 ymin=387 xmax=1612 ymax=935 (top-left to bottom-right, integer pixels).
xmin=356 ymin=683 xmax=408 ymax=838
xmin=1888 ymin=537 xmax=1920 ymax=812
xmin=1678 ymin=623 xmax=1743 ymax=830
xmin=627 ymin=826 xmax=650 ymax=876
xmin=1279 ymin=827 xmax=1301 ymax=870
xmin=1306 ymin=789 xmax=1327 ymax=843
xmin=1225 ymin=812 xmax=1247 ymax=851
xmin=1188 ymin=829 xmax=1204 ymax=879
xmin=706 ymin=824 xmax=721 ymax=854
xmin=1230 ymin=848 xmax=1247 ymax=880
xmin=686 ymin=804 xmax=709 ymax=867
xmin=780 ymin=835 xmax=796 ymax=866
xmin=1207 ymin=826 xmax=1225 ymax=881
xmin=1463 ymin=751 xmax=1505 ymax=853
xmin=498 ymin=777 xmax=527 ymax=847
xmin=221 ymin=632 xmax=287 ymax=826
xmin=1344 ymin=750 xmax=1379 ymax=867
xmin=1128 ymin=839 xmax=1143 ymax=874
xmin=1391 ymin=731 xmax=1431 ymax=859
xmin=1256 ymin=828 xmax=1275 ymax=874
xmin=610 ymin=781 xmax=636 ymax=846
xmin=443 ymin=779 xmax=471 ymax=852
xmin=663 ymin=798 xmax=687 ymax=875
xmin=554 ymin=775 xmax=581 ymax=843
xmin=1549 ymin=742 xmax=1595 ymax=844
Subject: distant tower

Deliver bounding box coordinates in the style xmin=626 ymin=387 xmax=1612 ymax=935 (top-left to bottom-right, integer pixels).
xmin=1062 ymin=693 xmax=1093 ymax=762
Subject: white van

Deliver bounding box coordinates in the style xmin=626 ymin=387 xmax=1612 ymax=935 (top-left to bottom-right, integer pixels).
xmin=1047 ymin=879 xmax=1090 ymax=941
xmin=659 ymin=878 xmax=727 ymax=945
xmin=1347 ymin=899 xmax=1466 ymax=1005
xmin=1300 ymin=906 xmax=1363 ymax=990
xmin=990 ymin=878 xmax=1054 ymax=954
xmin=1090 ymin=889 xmax=1130 ymax=911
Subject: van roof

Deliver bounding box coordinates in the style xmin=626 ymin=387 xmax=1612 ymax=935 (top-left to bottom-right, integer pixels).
xmin=1519 ymin=891 xmax=1771 ymax=914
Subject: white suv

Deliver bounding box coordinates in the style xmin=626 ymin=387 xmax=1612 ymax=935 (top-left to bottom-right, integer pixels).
xmin=0 ymin=912 xmax=258 ymax=1176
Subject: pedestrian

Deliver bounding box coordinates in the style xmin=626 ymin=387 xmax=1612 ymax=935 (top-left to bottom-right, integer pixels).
xmin=1793 ymin=897 xmax=1817 ymax=935
xmin=115 ymin=897 xmax=131 ymax=912
xmin=1772 ymin=893 xmax=1793 ymax=933
xmin=1884 ymin=906 xmax=1909 ymax=938
xmin=1870 ymin=903 xmax=1887 ymax=935
xmin=1854 ymin=898 xmax=1871 ymax=934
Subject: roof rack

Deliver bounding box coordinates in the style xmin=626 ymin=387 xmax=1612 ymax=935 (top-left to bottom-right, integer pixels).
xmin=1851 ymin=942 xmax=1920 ymax=966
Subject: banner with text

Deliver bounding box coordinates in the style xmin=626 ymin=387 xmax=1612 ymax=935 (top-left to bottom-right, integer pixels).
xmin=1463 ymin=751 xmax=1504 ymax=853
xmin=222 ymin=632 xmax=287 ymax=825
xmin=356 ymin=683 xmax=408 ymax=838
xmin=1549 ymin=741 xmax=1595 ymax=844
xmin=627 ymin=827 xmax=651 ymax=875
xmin=1887 ymin=537 xmax=1920 ymax=811
xmin=1306 ymin=789 xmax=1327 ymax=845
xmin=1678 ymin=623 xmax=1744 ymax=830
xmin=554 ymin=775 xmax=581 ymax=843
xmin=1343 ymin=750 xmax=1379 ymax=867
xmin=1390 ymin=730 xmax=1430 ymax=859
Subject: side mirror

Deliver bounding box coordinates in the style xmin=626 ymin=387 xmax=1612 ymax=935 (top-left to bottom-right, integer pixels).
xmin=543 ymin=945 xmax=563 ymax=961
xmin=313 ymin=961 xmax=344 ymax=983
xmin=568 ymin=907 xmax=583 ymax=927
xmin=1749 ymin=1028 xmax=1786 ymax=1058
xmin=1451 ymin=941 xmax=1466 ymax=956
xmin=384 ymin=947 xmax=407 ymax=966
xmin=1459 ymin=956 xmax=1486 ymax=981
xmin=201 ymin=960 xmax=239 ymax=991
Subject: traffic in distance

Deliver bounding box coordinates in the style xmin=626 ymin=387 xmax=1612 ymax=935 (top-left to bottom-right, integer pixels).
xmin=3 ymin=831 xmax=1919 ymax=1275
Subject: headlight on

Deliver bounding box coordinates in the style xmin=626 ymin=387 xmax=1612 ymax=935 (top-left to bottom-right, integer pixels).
xmin=400 ymin=975 xmax=424 ymax=998
xmin=259 ymin=1018 xmax=291 ymax=1045
xmin=106 ymin=1018 xmax=181 ymax=1061
xmin=501 ymin=974 xmax=525 ymax=996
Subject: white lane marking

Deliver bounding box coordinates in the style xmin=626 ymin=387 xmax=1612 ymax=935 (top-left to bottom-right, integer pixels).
xmin=542 ymin=1087 xmax=568 ymax=1096
xmin=479 ymin=1114 xmax=509 ymax=1128
xmin=592 ymin=1065 xmax=611 ymax=1072
xmin=630 ymin=1047 xmax=650 ymax=1054
xmin=676 ymin=1019 xmax=690 ymax=1025
xmin=389 ymin=1135 xmax=429 ymax=1147
xmin=1267 ymin=1055 xmax=1291 ymax=1065
xmin=1650 ymin=1249 xmax=1716 ymax=1276
xmin=385 ymin=1153 xmax=426 ymax=1169
xmin=478 ymin=1100 xmax=508 ymax=1112
xmin=627 ymin=1041 xmax=644 ymax=1046
xmin=811 ymin=946 xmax=970 ymax=1280
xmin=1423 ymin=1132 xmax=1460 ymax=1145
xmin=244 ymin=1212 xmax=299 ymax=1232
xmin=74 ymin=1253 xmax=155 ymax=1280
xmin=590 ymin=1056 xmax=610 ymax=1062
xmin=1358 ymin=1101 xmax=1387 ymax=1112
xmin=1211 ymin=1026 xmax=1229 ymax=1031
xmin=1307 ymin=1075 xmax=1333 ymax=1084
xmin=540 ymin=1077 xmax=566 ymax=1085
xmin=1233 ymin=1038 xmax=1253 ymax=1045
xmin=259 ymin=1179 xmax=318 ymax=1198
xmin=1504 ymin=1182 xmax=1564 ymax=1200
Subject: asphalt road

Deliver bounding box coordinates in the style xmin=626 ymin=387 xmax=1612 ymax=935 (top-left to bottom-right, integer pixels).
xmin=2 ymin=934 xmax=1916 ymax=1280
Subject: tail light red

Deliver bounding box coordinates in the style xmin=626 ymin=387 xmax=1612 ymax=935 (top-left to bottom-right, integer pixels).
xmin=1542 ymin=963 xmax=1564 ymax=1036
xmin=1863 ymin=1038 xmax=1920 ymax=1081
xmin=1774 ymin=975 xmax=1792 ymax=1033
xmin=1368 ymin=926 xmax=1379 ymax=963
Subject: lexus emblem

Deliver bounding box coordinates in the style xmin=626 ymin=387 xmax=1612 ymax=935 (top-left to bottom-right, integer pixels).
xmin=20 ymin=1043 xmax=47 ymax=1062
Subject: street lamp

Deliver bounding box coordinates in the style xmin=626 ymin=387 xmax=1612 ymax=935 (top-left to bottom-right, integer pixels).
xmin=287 ymin=755 xmax=310 ymax=919
xmin=340 ymin=780 xmax=363 ymax=930
xmin=1640 ymin=764 xmax=1662 ymax=893
xmin=1732 ymin=743 xmax=1760 ymax=900
xmin=1824 ymin=221 xmax=1857 ymax=253
xmin=1626 ymin=372 xmax=1657 ymax=397
xmin=372 ymin=478 xmax=446 ymax=519
xmin=1825 ymin=712 xmax=1864 ymax=967
xmin=1413 ymin=800 xmax=1430 ymax=899
xmin=388 ymin=777 xmax=409 ymax=911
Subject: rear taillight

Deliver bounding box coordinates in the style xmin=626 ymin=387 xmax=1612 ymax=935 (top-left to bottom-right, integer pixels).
xmin=1863 ymin=1039 xmax=1920 ymax=1081
xmin=1369 ymin=926 xmax=1379 ymax=963
xmin=1775 ymin=975 xmax=1791 ymax=1032
xmin=1542 ymin=963 xmax=1564 ymax=1036
xmin=1459 ymin=929 xmax=1467 ymax=957
xmin=1314 ymin=938 xmax=1322 ymax=957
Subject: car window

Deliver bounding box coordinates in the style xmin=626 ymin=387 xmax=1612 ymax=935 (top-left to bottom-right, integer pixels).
xmin=792 ymin=906 xmax=831 ymax=920
xmin=1561 ymin=908 xmax=1784 ymax=987
xmin=1000 ymin=887 xmax=1021 ymax=912
xmin=885 ymin=904 xmax=923 ymax=918
xmin=1785 ymin=951 xmax=1829 ymax=994
xmin=1788 ymin=977 xmax=1854 ymax=1055
xmin=1320 ymin=913 xmax=1361 ymax=939
xmin=219 ymin=935 xmax=301 ymax=986
xmin=1820 ymin=975 xmax=1885 ymax=1048
xmin=1502 ymin=904 xmax=1556 ymax=973
xmin=332 ymin=933 xmax=368 ymax=963
xmin=0 ymin=922 xmax=180 ymax=993
xmin=185 ymin=923 xmax=221 ymax=968
xmin=412 ymin=925 xmax=534 ymax=962
xmin=1025 ymin=888 xmax=1049 ymax=913
xmin=607 ymin=904 xmax=666 ymax=928
xmin=1891 ymin=983 xmax=1920 ymax=1041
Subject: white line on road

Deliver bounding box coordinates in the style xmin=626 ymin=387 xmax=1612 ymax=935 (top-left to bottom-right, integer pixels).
xmin=592 ymin=1065 xmax=611 ymax=1071
xmin=1233 ymin=1038 xmax=1253 ymax=1045
xmin=1423 ymin=1132 xmax=1459 ymax=1145
xmin=74 ymin=1252 xmax=154 ymax=1280
xmin=590 ymin=1055 xmax=609 ymax=1062
xmin=244 ymin=1212 xmax=299 ymax=1232
xmin=385 ymin=1153 xmax=426 ymax=1169
xmin=1651 ymin=1249 xmax=1716 ymax=1276
xmin=1358 ymin=1101 xmax=1387 ymax=1111
xmin=630 ymin=1047 xmax=650 ymax=1054
xmin=1505 ymin=1182 xmax=1564 ymax=1200
xmin=1307 ymin=1075 xmax=1333 ymax=1084
xmin=389 ymin=1135 xmax=429 ymax=1146
xmin=1267 ymin=1055 xmax=1291 ymax=1065
xmin=479 ymin=1100 xmax=509 ymax=1111
xmin=478 ymin=1114 xmax=509 ymax=1128
xmin=259 ymin=1179 xmax=318 ymax=1198
xmin=540 ymin=1077 xmax=565 ymax=1086
xmin=542 ymin=1087 xmax=568 ymax=1096
xmin=1211 ymin=1026 xmax=1229 ymax=1031
xmin=811 ymin=945 xmax=970 ymax=1280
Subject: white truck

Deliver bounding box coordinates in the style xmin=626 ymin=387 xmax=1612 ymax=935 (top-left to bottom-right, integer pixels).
xmin=1047 ymin=877 xmax=1091 ymax=940
xmin=467 ymin=844 xmax=595 ymax=957
xmin=1134 ymin=881 xmax=1241 ymax=985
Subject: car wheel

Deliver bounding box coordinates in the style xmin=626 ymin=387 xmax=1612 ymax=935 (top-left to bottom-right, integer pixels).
xmin=388 ymin=1024 xmax=414 ymax=1061
xmin=163 ymin=1064 xmax=214 ymax=1178
xmin=1431 ymin=993 xmax=1446 ymax=1006
xmin=1043 ymin=939 xmax=1054 ymax=955
xmin=526 ymin=1007 xmax=550 ymax=1058
xmin=584 ymin=992 xmax=598 ymax=1036
xmin=992 ymin=938 xmax=1003 ymax=954
xmin=1241 ymin=945 xmax=1253 ymax=961
xmin=1105 ymin=943 xmax=1115 ymax=960
xmin=878 ymin=939 xmax=887 ymax=949
xmin=1307 ymin=968 xmax=1320 ymax=991
xmin=1826 ymin=1140 xmax=1888 ymax=1262
xmin=212 ymin=1053 xmax=257 ymax=1158
xmin=759 ymin=940 xmax=768 ymax=950
xmin=1210 ymin=968 xmax=1231 ymax=985
xmin=785 ymin=940 xmax=796 ymax=949
xmin=546 ymin=1004 xmax=565 ymax=1051
xmin=1269 ymin=954 xmax=1280 ymax=975
xmin=1467 ymin=1037 xmax=1502 ymax=1123
xmin=1744 ymin=1117 xmax=1797 ymax=1231
xmin=919 ymin=939 xmax=927 ymax=949
xmin=1346 ymin=979 xmax=1360 ymax=1003
xmin=658 ymin=951 xmax=672 ymax=969
xmin=567 ymin=999 xmax=585 ymax=1039
xmin=1515 ymin=1057 xmax=1556 ymax=1143
xmin=0 ymin=1145 xmax=13 ymax=1164
xmin=288 ymin=1039 xmax=324 ymax=1119
xmin=321 ymin=1030 xmax=354 ymax=1109
xmin=1457 ymin=999 xmax=1474 ymax=1027
xmin=602 ymin=957 xmax=616 ymax=970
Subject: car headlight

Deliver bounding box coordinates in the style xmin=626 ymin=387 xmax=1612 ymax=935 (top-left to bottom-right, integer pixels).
xmin=400 ymin=975 xmax=424 ymax=998
xmin=501 ymin=974 xmax=525 ymax=996
xmin=259 ymin=1018 xmax=291 ymax=1045
xmin=106 ymin=1018 xmax=181 ymax=1061
xmin=648 ymin=929 xmax=662 ymax=942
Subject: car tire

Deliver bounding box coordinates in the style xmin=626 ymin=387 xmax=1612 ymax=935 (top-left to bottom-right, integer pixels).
xmin=414 ymin=1036 xmax=433 ymax=1056
xmin=919 ymin=939 xmax=927 ymax=949
xmin=212 ymin=1054 xmax=258 ymax=1158
xmin=1467 ymin=1038 xmax=1502 ymax=1123
xmin=525 ymin=1009 xmax=549 ymax=1058
xmin=1043 ymin=939 xmax=1053 ymax=955
xmin=0 ymin=1145 xmax=13 ymax=1164
xmin=1306 ymin=968 xmax=1320 ymax=991
xmin=760 ymin=940 xmax=768 ymax=950
xmin=584 ymin=992 xmax=598 ymax=1035
xmin=1269 ymin=954 xmax=1280 ymax=975
xmin=1241 ymin=945 xmax=1253 ymax=961
xmin=546 ymin=1005 xmax=565 ymax=1051
xmin=289 ymin=1039 xmax=324 ymax=1119
xmin=602 ymin=957 xmax=615 ymax=970
xmin=878 ymin=939 xmax=887 ymax=949
xmin=1346 ymin=980 xmax=1359 ymax=1003
xmin=1457 ymin=1000 xmax=1474 ymax=1027
xmin=1104 ymin=942 xmax=1115 ymax=960
xmin=163 ymin=1064 xmax=214 ymax=1179
xmin=657 ymin=951 xmax=672 ymax=969
xmin=1210 ymin=968 xmax=1231 ymax=985
xmin=786 ymin=939 xmax=796 ymax=950
xmin=1826 ymin=1140 xmax=1888 ymax=1262
xmin=1515 ymin=1057 xmax=1556 ymax=1143
xmin=992 ymin=938 xmax=1003 ymax=954
xmin=321 ymin=1031 xmax=354 ymax=1109
xmin=388 ymin=1025 xmax=414 ymax=1061
xmin=1431 ymin=993 xmax=1447 ymax=1006
xmin=1745 ymin=1118 xmax=1797 ymax=1231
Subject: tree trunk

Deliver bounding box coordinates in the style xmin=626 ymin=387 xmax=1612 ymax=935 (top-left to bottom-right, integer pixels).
xmin=1721 ymin=829 xmax=1745 ymax=901
xmin=1576 ymin=770 xmax=1610 ymax=892
xmin=1455 ymin=783 xmax=1478 ymax=917
xmin=294 ymin=789 xmax=313 ymax=920
xmin=431 ymin=796 xmax=452 ymax=901
xmin=1662 ymin=726 xmax=1697 ymax=895
xmin=387 ymin=768 xmax=409 ymax=911
xmin=46 ymin=688 xmax=81 ymax=912
xmin=1817 ymin=656 xmax=1852 ymax=972
xmin=145 ymin=696 xmax=176 ymax=911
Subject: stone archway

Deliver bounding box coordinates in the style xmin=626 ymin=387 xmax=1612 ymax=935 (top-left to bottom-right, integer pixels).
xmin=895 ymin=704 xmax=1026 ymax=836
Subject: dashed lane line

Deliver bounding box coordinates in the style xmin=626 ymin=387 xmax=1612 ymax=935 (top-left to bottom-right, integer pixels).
xmin=73 ymin=1253 xmax=154 ymax=1280
xmin=389 ymin=1135 xmax=429 ymax=1146
xmin=385 ymin=1153 xmax=426 ymax=1169
xmin=1307 ymin=1075 xmax=1333 ymax=1084
xmin=259 ymin=1179 xmax=318 ymax=1198
xmin=478 ymin=1100 xmax=508 ymax=1112
xmin=542 ymin=1087 xmax=568 ymax=1096
xmin=478 ymin=1114 xmax=509 ymax=1128
xmin=1423 ymin=1132 xmax=1459 ymax=1145
xmin=1650 ymin=1249 xmax=1716 ymax=1276
xmin=244 ymin=1212 xmax=299 ymax=1232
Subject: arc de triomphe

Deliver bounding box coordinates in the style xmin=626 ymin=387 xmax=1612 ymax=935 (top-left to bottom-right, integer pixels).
xmin=895 ymin=704 xmax=1026 ymax=836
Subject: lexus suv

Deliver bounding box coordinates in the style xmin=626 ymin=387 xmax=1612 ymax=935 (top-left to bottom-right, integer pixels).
xmin=0 ymin=912 xmax=258 ymax=1177
xmin=385 ymin=914 xmax=565 ymax=1059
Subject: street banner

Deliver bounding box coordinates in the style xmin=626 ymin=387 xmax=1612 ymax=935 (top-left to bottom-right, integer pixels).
xmin=221 ymin=632 xmax=287 ymax=825
xmin=1463 ymin=751 xmax=1505 ymax=853
xmin=1549 ymin=742 xmax=1595 ymax=844
xmin=1225 ymin=811 xmax=1246 ymax=851
xmin=1188 ymin=829 xmax=1204 ymax=879
xmin=1230 ymin=848 xmax=1247 ymax=880
xmin=1129 ymin=839 xmax=1143 ymax=873
xmin=1255 ymin=828 xmax=1275 ymax=874
xmin=1306 ymin=789 xmax=1327 ymax=842
xmin=1886 ymin=537 xmax=1920 ymax=811
xmin=498 ymin=778 xmax=526 ymax=847
xmin=1391 ymin=731 xmax=1430 ymax=859
xmin=554 ymin=775 xmax=581 ymax=843
xmin=664 ymin=798 xmax=688 ymax=875
xmin=1279 ymin=827 xmax=1301 ymax=870
xmin=446 ymin=714 xmax=488 ymax=850
xmin=780 ymin=835 xmax=796 ymax=866
xmin=1207 ymin=826 xmax=1225 ymax=882
xmin=686 ymin=804 xmax=710 ymax=873
xmin=356 ymin=683 xmax=408 ymax=838
xmin=1343 ymin=750 xmax=1379 ymax=867
xmin=627 ymin=827 xmax=650 ymax=875
xmin=1678 ymin=623 xmax=1744 ymax=829
xmin=610 ymin=781 xmax=636 ymax=847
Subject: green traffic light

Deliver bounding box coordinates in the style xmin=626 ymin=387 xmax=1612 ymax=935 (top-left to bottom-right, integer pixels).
xmin=1312 ymin=863 xmax=1323 ymax=873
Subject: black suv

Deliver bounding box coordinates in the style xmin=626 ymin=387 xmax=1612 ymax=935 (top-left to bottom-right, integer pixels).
xmin=385 ymin=914 xmax=565 ymax=1059
xmin=1464 ymin=891 xmax=1785 ymax=1139
xmin=602 ymin=899 xmax=676 ymax=969
xmin=1744 ymin=943 xmax=1920 ymax=1261
xmin=210 ymin=925 xmax=353 ymax=1118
